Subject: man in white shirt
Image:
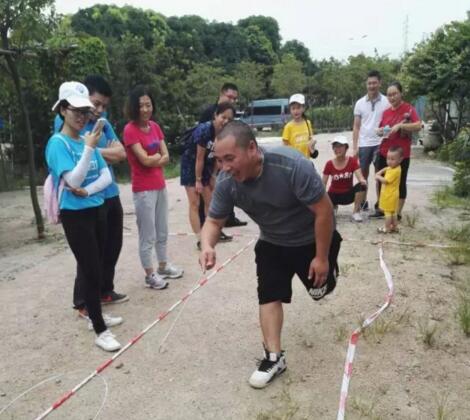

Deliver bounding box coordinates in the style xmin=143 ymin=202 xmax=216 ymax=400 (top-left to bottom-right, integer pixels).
xmin=352 ymin=70 xmax=389 ymax=214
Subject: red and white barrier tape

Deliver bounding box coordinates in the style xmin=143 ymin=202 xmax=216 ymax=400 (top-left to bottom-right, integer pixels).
xmin=337 ymin=245 xmax=394 ymax=420
xmin=33 ymin=238 xmax=256 ymax=420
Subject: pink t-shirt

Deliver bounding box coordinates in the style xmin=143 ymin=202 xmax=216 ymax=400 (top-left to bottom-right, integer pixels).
xmin=123 ymin=121 xmax=166 ymax=193
xmin=323 ymin=157 xmax=360 ymax=194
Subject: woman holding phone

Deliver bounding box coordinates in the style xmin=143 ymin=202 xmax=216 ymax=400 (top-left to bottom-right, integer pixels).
xmin=46 ymin=81 xmax=123 ymax=352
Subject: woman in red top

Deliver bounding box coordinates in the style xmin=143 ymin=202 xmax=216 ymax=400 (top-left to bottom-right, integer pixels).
xmin=322 ymin=136 xmax=367 ymax=222
xmin=123 ymin=86 xmax=183 ymax=290
xmin=376 ymin=81 xmax=422 ymax=218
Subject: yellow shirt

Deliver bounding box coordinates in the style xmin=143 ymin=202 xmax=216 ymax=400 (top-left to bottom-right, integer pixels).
xmin=379 ymin=165 xmax=401 ymax=213
xmin=282 ymin=119 xmax=313 ymax=158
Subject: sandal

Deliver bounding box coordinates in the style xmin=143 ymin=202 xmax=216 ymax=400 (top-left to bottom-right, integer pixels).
xmin=377 ymin=227 xmax=390 ymax=234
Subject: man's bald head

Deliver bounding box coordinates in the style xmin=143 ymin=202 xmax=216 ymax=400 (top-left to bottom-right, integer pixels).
xmin=216 ymin=121 xmax=258 ymax=150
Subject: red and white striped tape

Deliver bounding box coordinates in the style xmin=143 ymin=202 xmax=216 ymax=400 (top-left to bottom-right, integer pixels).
xmin=33 ymin=238 xmax=256 ymax=420
xmin=337 ymin=245 xmax=394 ymax=420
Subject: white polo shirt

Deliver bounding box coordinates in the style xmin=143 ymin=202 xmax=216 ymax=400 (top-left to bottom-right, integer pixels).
xmin=353 ymin=93 xmax=389 ymax=147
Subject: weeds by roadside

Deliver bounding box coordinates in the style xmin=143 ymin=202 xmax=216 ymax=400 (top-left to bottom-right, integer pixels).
xmin=417 ymin=319 xmax=439 ymax=348
xmin=403 ymin=206 xmax=420 ymax=228
xmin=432 ymin=187 xmax=470 ymax=210
xmin=456 ymin=293 xmax=470 ymax=337
xmin=255 ymin=382 xmax=304 ymax=420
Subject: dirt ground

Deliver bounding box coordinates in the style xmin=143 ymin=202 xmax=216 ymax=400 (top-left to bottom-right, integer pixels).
xmin=1 ymin=133 xmax=469 ymax=420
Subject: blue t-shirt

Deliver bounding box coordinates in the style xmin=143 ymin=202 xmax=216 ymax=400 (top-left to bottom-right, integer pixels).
xmin=53 ymin=115 xmax=119 ymax=198
xmin=45 ymin=133 xmax=108 ymax=210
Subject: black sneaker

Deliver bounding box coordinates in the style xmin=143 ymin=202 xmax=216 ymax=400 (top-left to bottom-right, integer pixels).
xmin=225 ymin=216 xmax=248 ymax=228
xmin=219 ymin=231 xmax=233 ymax=242
xmin=369 ymin=209 xmax=385 ymax=218
xmin=249 ymin=348 xmax=286 ymax=389
xmin=101 ymin=291 xmax=129 ymax=305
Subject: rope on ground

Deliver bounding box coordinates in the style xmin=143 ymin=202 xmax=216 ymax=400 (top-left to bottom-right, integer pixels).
xmin=33 ymin=237 xmax=256 ymax=420
xmin=0 ymin=372 xmax=108 ymax=420
xmin=337 ymin=244 xmax=394 ymax=420
xmin=169 ymin=231 xmax=460 ymax=250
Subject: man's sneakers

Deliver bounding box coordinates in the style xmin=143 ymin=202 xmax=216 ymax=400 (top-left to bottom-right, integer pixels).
xmin=157 ymin=263 xmax=184 ymax=279
xmin=351 ymin=212 xmax=363 ymax=222
xmin=95 ymin=329 xmax=121 ymax=352
xmin=101 ymin=291 xmax=129 ymax=305
xmin=249 ymin=348 xmax=287 ymax=389
xmin=145 ymin=272 xmax=169 ymax=290
xmin=219 ymin=231 xmax=233 ymax=242
xmin=369 ymin=209 xmax=385 ymax=218
xmin=225 ymin=216 xmax=248 ymax=228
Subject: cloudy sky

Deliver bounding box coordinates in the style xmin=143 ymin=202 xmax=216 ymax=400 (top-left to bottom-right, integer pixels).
xmin=55 ymin=0 xmax=469 ymax=60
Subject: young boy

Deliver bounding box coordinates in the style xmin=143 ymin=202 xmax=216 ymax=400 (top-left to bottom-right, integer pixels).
xmin=375 ymin=146 xmax=403 ymax=233
xmin=322 ymin=136 xmax=367 ymax=222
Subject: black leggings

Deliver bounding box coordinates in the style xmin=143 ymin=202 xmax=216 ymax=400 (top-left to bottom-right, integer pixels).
xmin=73 ymin=196 xmax=123 ymax=308
xmin=377 ymin=155 xmax=410 ymax=199
xmin=61 ymin=205 xmax=107 ymax=334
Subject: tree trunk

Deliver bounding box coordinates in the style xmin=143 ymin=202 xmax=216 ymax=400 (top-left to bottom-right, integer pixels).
xmin=2 ymin=34 xmax=45 ymax=239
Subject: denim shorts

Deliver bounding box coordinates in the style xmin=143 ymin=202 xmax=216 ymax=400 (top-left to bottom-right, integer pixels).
xmin=358 ymin=145 xmax=380 ymax=173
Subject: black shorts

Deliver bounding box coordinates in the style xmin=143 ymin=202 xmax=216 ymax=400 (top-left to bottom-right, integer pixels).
xmin=328 ymin=183 xmax=366 ymax=206
xmin=254 ymin=230 xmax=342 ymax=304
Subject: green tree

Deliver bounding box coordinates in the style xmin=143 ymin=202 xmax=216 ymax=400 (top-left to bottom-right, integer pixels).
xmin=242 ymin=25 xmax=277 ymax=66
xmin=271 ymin=54 xmax=306 ymax=97
xmin=0 ymin=0 xmax=54 ymax=238
xmin=281 ymin=40 xmax=316 ymax=75
xmin=238 ymin=16 xmax=281 ymax=53
xmin=232 ymin=61 xmax=266 ymax=106
xmin=402 ymin=19 xmax=470 ymax=140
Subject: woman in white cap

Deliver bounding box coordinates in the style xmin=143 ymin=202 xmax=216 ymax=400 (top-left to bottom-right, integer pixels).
xmin=282 ymin=93 xmax=317 ymax=158
xmin=322 ymin=135 xmax=367 ymax=222
xmin=45 ymin=81 xmax=123 ymax=352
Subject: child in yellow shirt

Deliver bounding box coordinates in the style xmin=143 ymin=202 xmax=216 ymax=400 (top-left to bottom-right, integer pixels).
xmin=375 ymin=146 xmax=403 ymax=233
xmin=282 ymin=93 xmax=317 ymax=158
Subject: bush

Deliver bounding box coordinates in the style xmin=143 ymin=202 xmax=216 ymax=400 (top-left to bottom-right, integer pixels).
xmin=437 ymin=128 xmax=470 ymax=197
xmin=307 ymin=106 xmax=353 ymax=133
xmin=438 ymin=128 xmax=470 ymax=163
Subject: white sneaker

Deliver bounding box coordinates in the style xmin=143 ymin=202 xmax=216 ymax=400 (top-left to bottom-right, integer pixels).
xmin=157 ymin=263 xmax=184 ymax=279
xmin=352 ymin=212 xmax=363 ymax=222
xmin=95 ymin=329 xmax=121 ymax=352
xmin=145 ymin=272 xmax=169 ymax=290
xmin=248 ymin=349 xmax=287 ymax=389
xmin=88 ymin=313 xmax=123 ymax=331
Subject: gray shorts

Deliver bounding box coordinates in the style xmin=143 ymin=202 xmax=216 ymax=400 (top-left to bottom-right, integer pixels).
xmin=358 ymin=145 xmax=380 ymax=173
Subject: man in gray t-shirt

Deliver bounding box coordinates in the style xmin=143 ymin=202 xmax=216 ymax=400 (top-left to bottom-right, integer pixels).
xmin=200 ymin=121 xmax=341 ymax=389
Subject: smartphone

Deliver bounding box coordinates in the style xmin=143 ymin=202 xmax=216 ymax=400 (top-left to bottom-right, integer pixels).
xmin=92 ymin=117 xmax=106 ymax=134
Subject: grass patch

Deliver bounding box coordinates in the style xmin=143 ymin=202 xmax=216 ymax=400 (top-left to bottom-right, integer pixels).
xmin=434 ymin=393 xmax=454 ymax=420
xmin=444 ymin=246 xmax=470 ymax=266
xmin=255 ymin=383 xmax=304 ymax=420
xmin=417 ymin=319 xmax=439 ymax=348
xmin=351 ymin=396 xmax=384 ymax=420
xmin=456 ymin=293 xmax=470 ymax=337
xmin=335 ymin=325 xmax=349 ymax=343
xmin=432 ymin=187 xmax=470 ymax=210
xmin=403 ymin=206 xmax=420 ymax=228
xmin=445 ymin=223 xmax=470 ymax=242
xmin=363 ymin=309 xmax=410 ymax=343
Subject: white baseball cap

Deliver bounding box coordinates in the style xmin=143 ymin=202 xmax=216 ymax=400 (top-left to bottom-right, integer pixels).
xmin=52 ymin=81 xmax=94 ymax=112
xmin=331 ymin=135 xmax=349 ymax=145
xmin=289 ymin=93 xmax=305 ymax=105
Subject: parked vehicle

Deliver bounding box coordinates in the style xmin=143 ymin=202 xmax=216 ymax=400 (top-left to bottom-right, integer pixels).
xmin=241 ymin=98 xmax=290 ymax=129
